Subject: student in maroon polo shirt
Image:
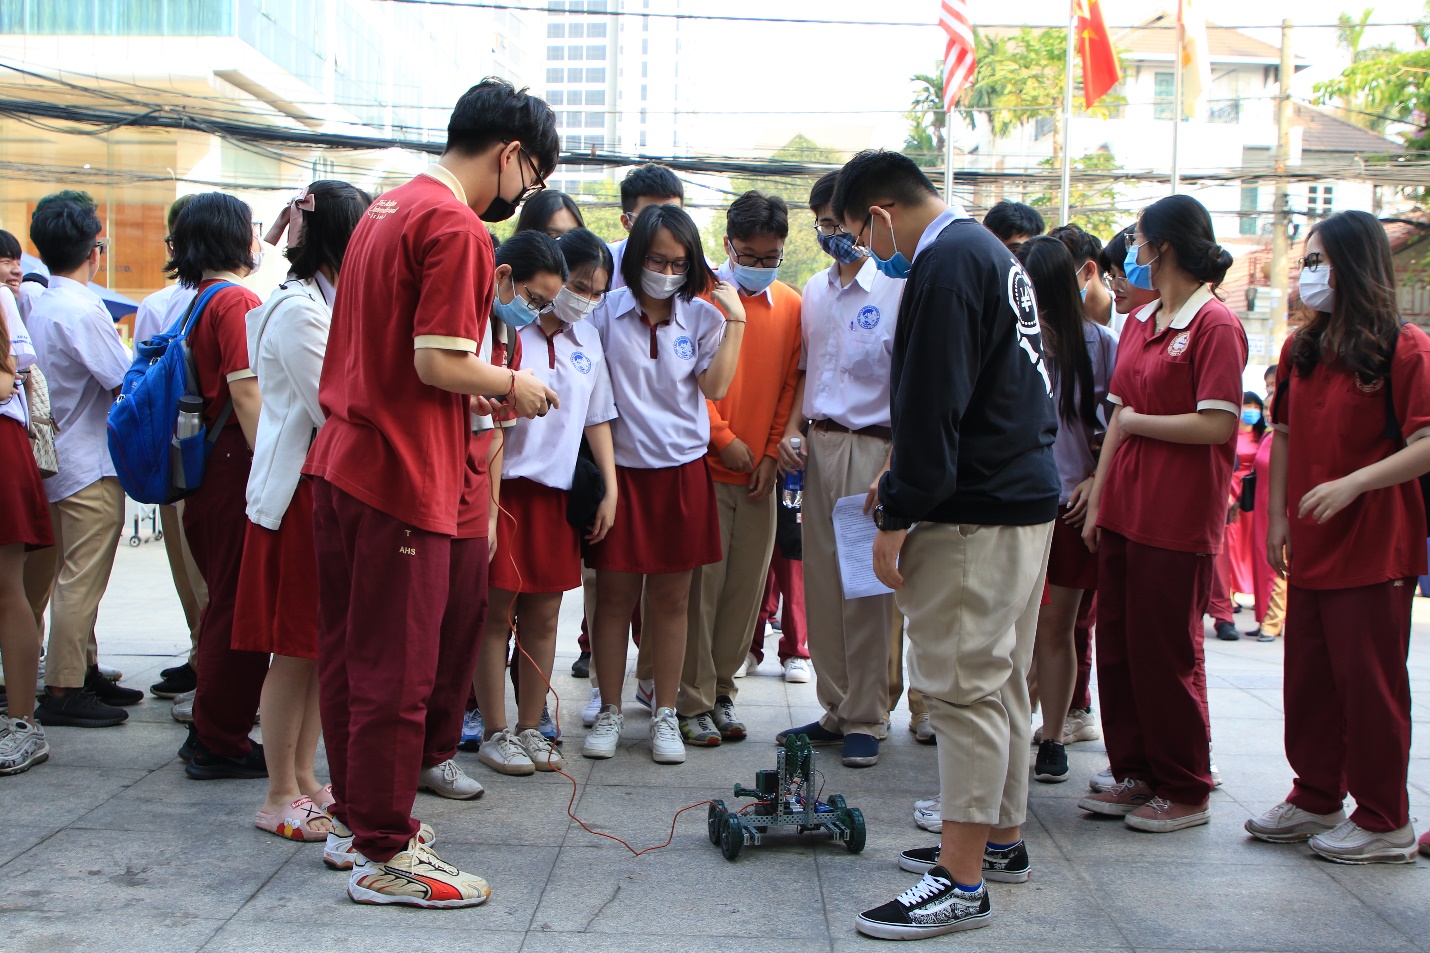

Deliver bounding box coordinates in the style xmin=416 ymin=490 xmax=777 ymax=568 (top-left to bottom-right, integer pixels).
xmin=304 ymin=78 xmax=559 ymax=909
xmin=1078 ymin=195 xmax=1247 ymax=833
xmin=1245 ymin=210 xmax=1430 ymax=864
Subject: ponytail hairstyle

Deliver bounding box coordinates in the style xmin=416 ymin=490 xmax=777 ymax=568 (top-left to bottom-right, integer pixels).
xmin=284 ymin=180 xmax=373 ymax=282
xmin=1289 ymin=209 xmax=1400 ymax=382
xmin=1138 ymin=194 xmax=1233 ymax=293
xmin=1017 ymin=236 xmax=1097 ymax=429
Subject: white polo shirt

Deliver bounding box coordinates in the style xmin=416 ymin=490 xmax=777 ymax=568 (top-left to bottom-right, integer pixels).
xmin=590 ymin=286 xmax=725 ymax=469
xmin=2 ymin=287 xmax=34 ymax=428
xmin=501 ymin=318 xmax=617 ymax=489
xmin=27 ymin=275 xmax=132 ymax=502
xmin=799 ymin=257 xmax=905 ymax=432
xmin=133 ymin=281 xmax=198 ymax=345
xmin=608 ymin=238 xmax=628 ymax=290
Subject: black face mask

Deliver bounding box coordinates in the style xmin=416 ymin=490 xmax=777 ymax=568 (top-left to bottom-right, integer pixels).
xmin=479 ymin=149 xmax=526 ymax=223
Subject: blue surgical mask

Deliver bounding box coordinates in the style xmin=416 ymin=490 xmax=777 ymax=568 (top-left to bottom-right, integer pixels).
xmin=732 ymin=263 xmax=779 ymax=295
xmin=818 ymin=231 xmax=866 ymax=265
xmin=1123 ymin=242 xmax=1157 ymax=291
xmin=1079 ymin=286 xmax=1089 ymax=303
xmin=864 ymin=214 xmax=912 ymax=279
xmin=491 ymin=275 xmax=541 ymax=329
xmin=1241 ymin=408 xmax=1262 ymax=426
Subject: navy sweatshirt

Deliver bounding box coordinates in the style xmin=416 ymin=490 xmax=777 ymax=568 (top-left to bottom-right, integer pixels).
xmin=877 ymin=216 xmax=1060 ymax=526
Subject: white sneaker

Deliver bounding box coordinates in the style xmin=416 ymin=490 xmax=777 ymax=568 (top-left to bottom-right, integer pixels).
xmin=783 ymin=658 xmax=811 ymax=683
xmin=649 ymin=707 xmax=686 ymax=764
xmin=515 ymin=727 xmax=565 ymax=772
xmin=581 ymin=688 xmax=602 ymax=727
xmin=634 ymin=678 xmax=655 ymax=710
xmin=171 ymin=690 xmax=195 ymax=724
xmin=95 ymin=661 xmax=123 ymax=682
xmin=324 ymin=817 xmax=436 ymax=871
xmin=1309 ymin=819 xmax=1418 ymax=865
xmin=0 ymin=717 xmax=49 ymax=775
xmin=35 ymin=657 xmax=45 ymax=696
xmin=1064 ymin=707 xmax=1100 ymax=743
xmin=348 ymin=838 xmax=490 ymax=908
xmin=735 ymin=652 xmax=758 ymax=678
xmin=1245 ymin=801 xmax=1347 ymax=843
xmin=582 ymin=705 xmax=623 ymax=759
xmin=909 ymin=711 xmax=936 ymax=744
xmin=914 ymin=793 xmax=940 ymax=812
xmin=1088 ymin=766 xmax=1116 ymax=792
xmin=914 ymin=799 xmax=942 ymax=833
xmin=418 ymin=759 xmax=486 ymax=798
xmin=476 ymin=728 xmax=535 ymax=776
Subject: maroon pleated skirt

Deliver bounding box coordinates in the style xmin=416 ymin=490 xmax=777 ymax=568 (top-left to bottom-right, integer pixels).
xmin=490 ymin=477 xmax=581 ymax=593
xmin=586 ymin=458 xmax=722 ymax=575
xmin=0 ymin=416 xmax=53 ymax=550
xmin=1046 ymin=514 xmax=1099 ymax=591
xmin=232 ymin=478 xmax=318 ymax=658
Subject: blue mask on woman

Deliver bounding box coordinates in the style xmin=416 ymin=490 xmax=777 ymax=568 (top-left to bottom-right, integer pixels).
xmin=1123 ymin=242 xmax=1157 ymax=291
xmin=818 ymin=231 xmax=866 ymax=265
xmin=1241 ymin=408 xmax=1262 ymax=426
xmin=492 ymin=277 xmax=540 ymax=329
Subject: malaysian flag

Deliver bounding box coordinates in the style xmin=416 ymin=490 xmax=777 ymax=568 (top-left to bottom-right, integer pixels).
xmin=939 ymin=0 xmax=976 ymax=113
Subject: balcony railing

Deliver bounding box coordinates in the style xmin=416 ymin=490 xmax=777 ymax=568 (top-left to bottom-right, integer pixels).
xmin=1208 ymin=100 xmax=1242 ymax=124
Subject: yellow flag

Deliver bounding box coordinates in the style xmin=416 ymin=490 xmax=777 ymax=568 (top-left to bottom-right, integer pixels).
xmin=1179 ymin=0 xmax=1212 ymax=118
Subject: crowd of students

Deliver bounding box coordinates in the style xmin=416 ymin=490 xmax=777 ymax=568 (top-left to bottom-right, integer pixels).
xmin=1 ymin=78 xmax=1428 ymax=939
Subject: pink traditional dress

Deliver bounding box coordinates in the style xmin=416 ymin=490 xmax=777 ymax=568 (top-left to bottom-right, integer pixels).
xmin=1249 ymin=429 xmax=1277 ymax=622
xmin=1220 ymin=428 xmax=1261 ymax=597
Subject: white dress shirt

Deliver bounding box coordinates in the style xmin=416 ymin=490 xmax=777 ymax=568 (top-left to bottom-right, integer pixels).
xmin=608 ymin=238 xmax=628 ymax=290
xmin=27 ymin=275 xmax=132 ymax=502
xmin=2 ymin=287 xmax=34 ymax=428
xmin=133 ymin=282 xmax=198 ymax=345
xmin=501 ymin=318 xmax=617 ymax=489
xmin=799 ymin=258 xmax=905 ymax=431
xmin=590 ymin=287 xmax=726 ymax=469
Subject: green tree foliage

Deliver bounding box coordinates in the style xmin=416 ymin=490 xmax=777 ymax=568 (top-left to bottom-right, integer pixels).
xmin=1329 ymin=7 xmax=1400 ymax=133
xmin=1316 ymin=4 xmax=1430 ymax=152
xmin=906 ymin=68 xmax=945 ymax=168
xmin=1028 ymin=151 xmax=1126 ymax=238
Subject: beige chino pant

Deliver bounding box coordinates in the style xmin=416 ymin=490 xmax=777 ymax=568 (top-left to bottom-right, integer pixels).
xmin=898 ymin=520 xmax=1052 ymax=828
xmin=888 ymin=606 xmax=927 ymax=718
xmin=803 ymin=427 xmax=895 ymax=738
xmin=159 ymin=501 xmax=208 ymax=666
xmin=44 ymin=477 xmax=125 ymax=688
xmin=679 ymin=480 xmax=776 ymax=716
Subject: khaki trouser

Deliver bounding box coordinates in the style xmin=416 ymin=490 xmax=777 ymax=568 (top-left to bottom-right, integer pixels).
xmin=888 ymin=607 xmax=927 ymax=718
xmin=582 ymin=565 xmax=652 ymax=691
xmin=804 ymin=427 xmax=894 ymax=738
xmin=1262 ymin=574 xmax=1288 ymax=637
xmin=899 ymin=520 xmax=1052 ymax=828
xmin=23 ymin=542 xmax=57 ymax=646
xmin=45 ymin=477 xmax=126 ymax=688
xmin=159 ymin=501 xmax=208 ymax=665
xmin=679 ymin=481 xmax=776 ymax=715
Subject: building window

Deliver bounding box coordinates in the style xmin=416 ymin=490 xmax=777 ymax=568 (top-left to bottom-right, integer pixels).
xmin=547 ymin=68 xmax=565 ymax=83
xmin=547 ymin=90 xmax=564 ymax=105
xmin=1209 ymin=99 xmax=1241 ymax=123
xmin=643 ymin=15 xmax=650 ymax=30
xmin=586 ymin=112 xmax=603 ymax=127
xmin=1308 ymin=185 xmax=1335 ymax=218
xmin=588 ymin=135 xmax=606 ymax=152
xmin=1240 ymin=185 xmax=1260 ymax=236
xmin=642 ymin=38 xmax=649 ymax=55
xmin=640 ymin=108 xmax=647 ymax=125
xmin=587 ymin=44 xmax=605 ymax=60
xmin=562 ymin=111 xmax=581 ymax=127
xmin=567 ymin=44 xmax=584 ymax=60
xmin=641 ymin=84 xmax=648 ymax=102
xmin=586 ymin=67 xmax=605 ymax=83
xmin=547 ymin=0 xmax=564 ymax=9
xmin=1033 ymin=115 xmax=1053 ymax=140
xmin=568 ymin=23 xmax=584 ymax=38
xmin=548 ymin=23 xmax=564 ymax=38
xmin=1154 ymin=72 xmax=1175 ymax=121
xmin=641 ymin=62 xmax=647 ymax=78
xmin=640 ymin=131 xmax=648 ymax=148
xmin=568 ymin=68 xmax=585 ymax=81
xmin=589 ymin=23 xmax=606 ymax=38
xmin=547 ymin=45 xmax=564 ymax=60
xmin=586 ymin=89 xmax=605 ymax=105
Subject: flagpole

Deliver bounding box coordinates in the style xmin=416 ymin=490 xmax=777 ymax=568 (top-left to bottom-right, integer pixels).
xmin=944 ymin=110 xmax=955 ymax=203
xmin=1058 ymin=1 xmax=1076 ymax=225
xmin=1171 ymin=0 xmax=1183 ymax=194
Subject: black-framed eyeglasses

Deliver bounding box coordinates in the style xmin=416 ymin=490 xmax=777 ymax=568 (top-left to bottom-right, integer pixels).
xmin=1299 ymin=252 xmax=1324 ymax=273
xmin=644 ymin=255 xmax=689 ymax=275
xmin=852 ymin=205 xmax=896 ymax=254
xmin=520 ymin=283 xmax=555 ymax=315
xmin=94 ymin=239 xmax=107 ymax=255
xmin=813 ymin=221 xmax=850 ymax=238
xmin=509 ymin=144 xmax=547 ymax=206
xmin=728 ymin=246 xmax=785 ymax=269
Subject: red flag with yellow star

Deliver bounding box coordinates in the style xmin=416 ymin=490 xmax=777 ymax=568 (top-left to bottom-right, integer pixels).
xmin=1076 ymin=0 xmax=1121 ymax=108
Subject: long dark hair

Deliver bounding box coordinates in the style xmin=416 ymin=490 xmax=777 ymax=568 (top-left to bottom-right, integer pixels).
xmin=515 ymin=189 xmax=584 ymax=236
xmin=555 ymin=227 xmax=614 ymax=291
xmin=1289 ymin=209 xmax=1400 ymax=381
xmin=620 ymin=204 xmax=714 ymax=302
xmin=1138 ymin=194 xmax=1233 ymax=292
xmin=1243 ymin=390 xmax=1266 ymax=439
xmin=1017 ymin=236 xmax=1097 ymax=429
xmin=284 ymin=181 xmax=372 ymax=282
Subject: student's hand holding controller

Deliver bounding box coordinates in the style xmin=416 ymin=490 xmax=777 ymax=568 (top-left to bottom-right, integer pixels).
xmin=509 ymin=368 xmax=560 ymax=419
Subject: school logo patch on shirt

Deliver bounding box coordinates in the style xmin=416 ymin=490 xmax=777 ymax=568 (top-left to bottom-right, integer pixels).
xmin=1168 ymin=331 xmax=1190 ymax=357
xmin=367 ymin=199 xmax=400 ymax=220
xmin=673 ymin=336 xmax=695 ymax=360
xmin=570 ymin=351 xmax=593 ymax=375
xmin=854 ymin=305 xmax=882 ymax=330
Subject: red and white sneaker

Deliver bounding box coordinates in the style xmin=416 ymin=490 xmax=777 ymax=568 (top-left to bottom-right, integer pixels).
xmin=324 ymin=817 xmax=436 ymax=871
xmin=348 ymin=838 xmax=491 ymax=908
xmin=1077 ymin=778 xmax=1153 ymax=816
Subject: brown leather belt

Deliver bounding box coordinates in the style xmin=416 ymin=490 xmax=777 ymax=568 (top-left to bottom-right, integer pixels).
xmin=812 ymin=418 xmax=892 ymax=441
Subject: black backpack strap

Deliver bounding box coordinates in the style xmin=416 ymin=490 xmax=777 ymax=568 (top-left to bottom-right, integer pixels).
xmin=1383 ymin=322 xmax=1407 ymax=445
xmin=207 ymin=399 xmax=233 ymax=447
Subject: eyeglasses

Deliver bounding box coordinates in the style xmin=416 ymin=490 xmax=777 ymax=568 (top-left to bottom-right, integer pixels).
xmin=505 ymin=143 xmax=547 ymax=206
xmin=728 ymin=246 xmax=784 ymax=269
xmin=1299 ymin=252 xmax=1324 ymax=273
xmin=519 ymin=283 xmax=555 ymax=315
xmin=94 ymin=239 xmax=107 ymax=255
xmin=813 ymin=221 xmax=850 ymax=238
xmin=851 ymin=205 xmax=896 ymax=255
xmin=644 ymin=255 xmax=689 ymax=275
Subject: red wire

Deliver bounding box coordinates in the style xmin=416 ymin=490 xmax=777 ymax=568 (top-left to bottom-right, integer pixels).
xmin=488 ymin=421 xmax=713 ymax=857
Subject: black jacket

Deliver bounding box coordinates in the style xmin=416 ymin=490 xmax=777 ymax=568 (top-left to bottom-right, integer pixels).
xmin=878 ymin=216 xmax=1060 ymax=526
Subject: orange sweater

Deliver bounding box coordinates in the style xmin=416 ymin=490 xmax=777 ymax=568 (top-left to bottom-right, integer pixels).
xmin=706 ymin=279 xmax=803 ymax=485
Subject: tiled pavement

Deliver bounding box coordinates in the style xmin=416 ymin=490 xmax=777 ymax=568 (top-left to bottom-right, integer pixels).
xmin=5 ymin=539 xmax=1430 ymax=952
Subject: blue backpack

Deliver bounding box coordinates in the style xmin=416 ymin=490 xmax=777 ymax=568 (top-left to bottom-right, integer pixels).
xmin=107 ymin=282 xmax=236 ymax=504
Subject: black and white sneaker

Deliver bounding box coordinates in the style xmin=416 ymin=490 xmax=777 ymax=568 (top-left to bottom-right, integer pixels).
xmin=898 ymin=841 xmax=1031 ymax=883
xmin=855 ymin=866 xmax=991 ymax=940
xmin=1034 ymin=739 xmax=1068 ymax=783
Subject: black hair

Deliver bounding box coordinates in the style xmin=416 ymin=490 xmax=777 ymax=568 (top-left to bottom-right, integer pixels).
xmin=515 ymin=189 xmax=585 ymax=236
xmin=1017 ymin=236 xmax=1097 ymax=430
xmin=831 ymin=150 xmax=939 ymax=224
xmin=808 ymin=170 xmax=840 ymax=215
xmin=29 ymin=198 xmax=102 ymax=274
xmin=1138 ymin=194 xmax=1232 ymax=291
xmin=726 ymin=190 xmax=789 ymax=242
xmin=1049 ymin=223 xmax=1103 ymax=273
xmin=0 ymin=229 xmax=20 ymax=259
xmin=1100 ymin=224 xmax=1136 ymax=275
xmin=983 ymin=201 xmax=1045 ymax=242
xmin=620 ymin=163 xmax=684 ymax=213
xmin=445 ymin=77 xmax=560 ymax=181
xmin=284 ymin=181 xmax=372 ymax=282
xmin=165 ymin=191 xmax=254 ymax=286
xmin=620 ymin=203 xmax=714 ymax=302
xmin=1242 ymin=390 xmax=1267 ymax=439
xmin=35 ymin=189 xmax=98 ymax=213
xmin=555 ymin=227 xmax=614 ymax=292
xmin=166 ymin=194 xmax=196 ymax=234
xmin=494 ymin=229 xmax=569 ymax=283
xmin=1290 ymin=209 xmax=1401 ymax=381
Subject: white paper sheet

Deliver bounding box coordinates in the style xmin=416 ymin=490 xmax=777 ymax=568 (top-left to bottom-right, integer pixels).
xmin=832 ymin=494 xmax=895 ymax=600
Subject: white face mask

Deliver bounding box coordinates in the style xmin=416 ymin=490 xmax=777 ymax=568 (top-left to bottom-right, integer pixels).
xmin=250 ymin=248 xmax=264 ymax=273
xmin=640 ymin=268 xmax=685 ymax=301
xmin=1299 ymin=265 xmax=1334 ymax=312
xmin=553 ymin=285 xmax=599 ymax=323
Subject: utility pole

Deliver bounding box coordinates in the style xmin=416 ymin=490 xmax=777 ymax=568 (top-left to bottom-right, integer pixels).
xmin=1269 ymin=19 xmax=1293 ymax=354
xmin=1058 ymin=1 xmax=1076 ymax=225
xmin=1171 ymin=0 xmax=1183 ymax=193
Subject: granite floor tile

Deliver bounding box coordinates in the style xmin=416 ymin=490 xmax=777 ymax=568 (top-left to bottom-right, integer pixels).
xmin=200 ymin=921 xmax=527 ymax=952
xmin=3 ymin=911 xmax=224 ymax=953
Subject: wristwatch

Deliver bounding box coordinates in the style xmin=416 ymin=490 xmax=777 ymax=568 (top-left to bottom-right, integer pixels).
xmin=873 ymin=504 xmax=911 ymax=532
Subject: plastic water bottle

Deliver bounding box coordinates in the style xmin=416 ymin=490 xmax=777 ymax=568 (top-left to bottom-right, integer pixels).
xmin=781 ymin=438 xmax=803 ymax=510
xmin=175 ymin=395 xmax=204 ymax=440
